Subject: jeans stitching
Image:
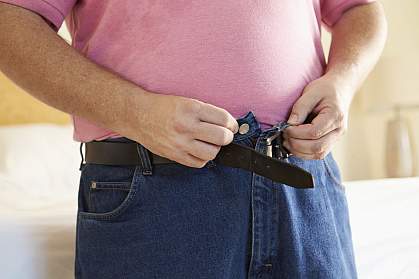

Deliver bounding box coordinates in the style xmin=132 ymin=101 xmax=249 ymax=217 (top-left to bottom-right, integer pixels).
xmin=90 ymin=181 xmax=132 ymax=190
xmin=78 ymin=166 xmax=141 ymax=221
xmin=323 ymin=156 xmax=346 ymax=192
xmin=91 ymin=187 xmax=131 ymax=191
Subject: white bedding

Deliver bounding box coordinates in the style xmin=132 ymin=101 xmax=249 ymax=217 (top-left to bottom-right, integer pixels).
xmin=0 ymin=124 xmax=80 ymax=279
xmin=0 ymin=193 xmax=77 ymax=279
xmin=0 ymin=124 xmax=418 ymax=279
xmin=346 ymin=177 xmax=419 ymax=278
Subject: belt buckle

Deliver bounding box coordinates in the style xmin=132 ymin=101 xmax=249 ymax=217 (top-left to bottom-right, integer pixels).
xmin=265 ymin=123 xmax=290 ymax=159
xmin=266 ymin=132 xmax=280 ymax=158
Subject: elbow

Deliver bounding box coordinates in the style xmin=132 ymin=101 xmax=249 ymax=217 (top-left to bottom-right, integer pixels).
xmin=364 ymin=2 xmax=388 ymax=46
xmin=0 ymin=3 xmax=22 ymax=47
xmin=0 ymin=3 xmax=42 ymax=66
xmin=333 ymin=2 xmax=389 ymax=51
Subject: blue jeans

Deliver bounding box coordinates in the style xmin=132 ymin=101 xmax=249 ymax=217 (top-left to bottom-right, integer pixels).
xmin=75 ymin=111 xmax=357 ymax=279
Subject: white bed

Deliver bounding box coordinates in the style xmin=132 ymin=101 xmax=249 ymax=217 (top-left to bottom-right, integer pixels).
xmin=346 ymin=177 xmax=419 ymax=278
xmin=0 ymin=124 xmax=418 ymax=279
xmin=0 ymin=125 xmax=79 ymax=279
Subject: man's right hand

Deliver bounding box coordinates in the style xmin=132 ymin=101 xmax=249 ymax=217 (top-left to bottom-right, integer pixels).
xmin=120 ymin=93 xmax=239 ymax=168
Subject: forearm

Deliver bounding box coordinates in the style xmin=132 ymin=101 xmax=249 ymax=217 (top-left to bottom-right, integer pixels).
xmin=324 ymin=2 xmax=387 ymax=103
xmin=0 ymin=4 xmax=151 ymax=134
xmin=285 ymin=2 xmax=387 ymax=159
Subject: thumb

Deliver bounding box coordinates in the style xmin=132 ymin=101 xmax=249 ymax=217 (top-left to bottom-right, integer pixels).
xmin=288 ymin=90 xmax=322 ymax=125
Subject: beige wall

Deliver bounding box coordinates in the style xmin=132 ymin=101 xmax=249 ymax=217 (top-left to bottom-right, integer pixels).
xmin=332 ymin=0 xmax=419 ymax=180
xmin=0 ymin=73 xmax=70 ymax=125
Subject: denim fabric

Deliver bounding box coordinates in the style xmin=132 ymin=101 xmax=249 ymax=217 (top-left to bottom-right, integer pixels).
xmin=75 ymin=111 xmax=357 ymax=279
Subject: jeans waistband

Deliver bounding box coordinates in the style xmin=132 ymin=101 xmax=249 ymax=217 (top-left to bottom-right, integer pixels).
xmin=80 ymin=111 xmax=289 ymax=171
xmin=102 ymin=111 xmax=288 ymax=144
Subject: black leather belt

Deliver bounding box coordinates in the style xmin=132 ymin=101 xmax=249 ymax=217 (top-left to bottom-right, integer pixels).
xmin=85 ymin=141 xmax=314 ymax=189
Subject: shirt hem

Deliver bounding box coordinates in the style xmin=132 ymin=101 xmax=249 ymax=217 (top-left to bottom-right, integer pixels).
xmin=322 ymin=0 xmax=376 ymax=28
xmin=0 ymin=0 xmax=65 ymax=30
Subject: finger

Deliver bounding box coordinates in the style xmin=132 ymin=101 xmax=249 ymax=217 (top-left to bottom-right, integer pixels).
xmin=193 ymin=122 xmax=234 ymax=146
xmin=283 ymin=129 xmax=341 ymax=158
xmin=284 ymin=109 xmax=340 ymax=140
xmin=283 ymin=140 xmax=330 ymax=160
xmin=284 ymin=148 xmax=320 ymax=160
xmin=187 ymin=140 xmax=221 ymax=162
xmin=287 ymin=88 xmax=323 ymax=125
xmin=199 ymin=103 xmax=239 ymax=134
xmin=178 ymin=153 xmax=208 ymax=168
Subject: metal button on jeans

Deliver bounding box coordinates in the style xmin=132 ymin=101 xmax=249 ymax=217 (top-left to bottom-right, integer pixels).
xmin=238 ymin=123 xmax=250 ymax=135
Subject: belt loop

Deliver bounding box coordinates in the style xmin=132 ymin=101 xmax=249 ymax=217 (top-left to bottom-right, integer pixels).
xmin=79 ymin=142 xmax=85 ymax=171
xmin=136 ymin=143 xmax=153 ymax=175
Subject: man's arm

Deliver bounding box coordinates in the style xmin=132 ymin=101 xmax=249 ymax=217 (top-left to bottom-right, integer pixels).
xmin=0 ymin=3 xmax=238 ymax=167
xmin=284 ymin=2 xmax=387 ymax=159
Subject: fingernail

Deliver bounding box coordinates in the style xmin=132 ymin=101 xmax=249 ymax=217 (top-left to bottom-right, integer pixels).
xmin=234 ymin=122 xmax=239 ymax=133
xmin=232 ymin=126 xmax=238 ymax=134
xmin=288 ymin=113 xmax=299 ymax=125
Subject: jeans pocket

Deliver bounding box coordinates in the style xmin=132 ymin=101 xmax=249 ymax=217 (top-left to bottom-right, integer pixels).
xmin=78 ymin=164 xmax=141 ymax=221
xmin=322 ymin=153 xmax=346 ymax=192
xmin=89 ymin=181 xmax=132 ymax=213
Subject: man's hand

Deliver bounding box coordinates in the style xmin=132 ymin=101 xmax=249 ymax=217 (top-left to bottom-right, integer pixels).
xmin=0 ymin=3 xmax=238 ymax=169
xmin=283 ymin=76 xmax=350 ymax=160
xmin=283 ymin=2 xmax=387 ymax=160
xmin=122 ymin=94 xmax=239 ymax=168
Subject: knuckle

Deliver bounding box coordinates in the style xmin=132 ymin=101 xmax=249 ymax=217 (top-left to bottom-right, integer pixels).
xmin=311 ymin=142 xmax=324 ymax=153
xmin=172 ymin=140 xmax=184 ymax=152
xmin=309 ymin=128 xmax=322 ymax=139
xmin=219 ymin=112 xmax=231 ymax=127
xmin=287 ymin=139 xmax=298 ymax=151
xmin=173 ymin=118 xmax=192 ymax=134
xmin=313 ymin=153 xmax=324 ymax=160
xmin=187 ymin=160 xmax=198 ymax=168
xmin=214 ymin=132 xmax=224 ymax=145
xmin=203 ymin=152 xmax=214 ymax=161
xmin=191 ymin=162 xmax=201 ymax=168
xmin=213 ymin=136 xmax=223 ymax=146
xmin=179 ymin=157 xmax=193 ymax=168
xmin=207 ymin=153 xmax=216 ymax=161
xmin=336 ymin=111 xmax=345 ymax=123
xmin=196 ymin=161 xmax=207 ymax=168
xmin=231 ymin=121 xmax=239 ymax=132
xmin=209 ymin=147 xmax=221 ymax=160
xmin=187 ymin=99 xmax=203 ymax=114
xmin=220 ymin=129 xmax=233 ymax=145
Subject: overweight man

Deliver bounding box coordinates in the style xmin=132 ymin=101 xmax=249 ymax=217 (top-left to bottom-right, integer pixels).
xmin=0 ymin=1 xmax=386 ymax=278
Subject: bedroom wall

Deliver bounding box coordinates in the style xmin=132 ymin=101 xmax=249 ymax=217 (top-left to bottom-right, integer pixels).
xmin=330 ymin=0 xmax=419 ymax=180
xmin=0 ymin=73 xmax=70 ymax=125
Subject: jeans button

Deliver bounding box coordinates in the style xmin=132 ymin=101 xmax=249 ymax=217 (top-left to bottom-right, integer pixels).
xmin=239 ymin=123 xmax=250 ymax=134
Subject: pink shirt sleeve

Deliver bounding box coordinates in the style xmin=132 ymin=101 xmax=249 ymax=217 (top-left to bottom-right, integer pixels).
xmin=321 ymin=0 xmax=376 ymax=28
xmin=0 ymin=0 xmax=76 ymax=30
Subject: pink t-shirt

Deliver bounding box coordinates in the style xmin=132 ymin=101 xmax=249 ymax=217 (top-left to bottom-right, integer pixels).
xmin=2 ymin=0 xmax=374 ymax=142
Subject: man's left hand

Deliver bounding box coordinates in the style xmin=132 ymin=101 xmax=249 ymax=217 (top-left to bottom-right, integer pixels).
xmin=283 ymin=75 xmax=352 ymax=160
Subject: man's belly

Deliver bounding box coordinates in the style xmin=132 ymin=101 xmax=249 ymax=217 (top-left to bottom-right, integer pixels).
xmin=71 ymin=0 xmax=326 ymax=140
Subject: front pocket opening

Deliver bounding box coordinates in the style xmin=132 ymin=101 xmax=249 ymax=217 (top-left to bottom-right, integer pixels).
xmin=90 ymin=181 xmax=131 ymax=191
xmin=88 ymin=181 xmax=133 ymax=214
